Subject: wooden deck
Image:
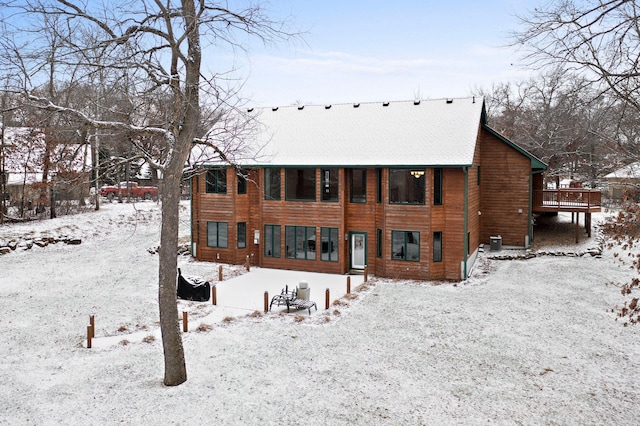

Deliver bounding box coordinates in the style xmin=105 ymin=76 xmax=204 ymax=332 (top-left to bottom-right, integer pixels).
xmin=532 ymin=189 xmax=601 ymax=213
xmin=532 ymin=189 xmax=601 ymax=243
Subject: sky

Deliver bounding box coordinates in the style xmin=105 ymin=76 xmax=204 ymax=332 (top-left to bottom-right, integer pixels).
xmin=205 ymin=0 xmax=543 ymax=107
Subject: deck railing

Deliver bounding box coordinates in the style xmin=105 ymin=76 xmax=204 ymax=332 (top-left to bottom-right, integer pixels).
xmin=533 ymin=189 xmax=601 ymax=210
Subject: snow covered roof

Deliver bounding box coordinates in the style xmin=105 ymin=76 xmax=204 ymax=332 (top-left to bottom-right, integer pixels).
xmin=195 ymin=97 xmax=489 ymax=167
xmin=1 ymin=126 xmax=92 ymax=174
xmin=604 ymin=162 xmax=640 ymax=179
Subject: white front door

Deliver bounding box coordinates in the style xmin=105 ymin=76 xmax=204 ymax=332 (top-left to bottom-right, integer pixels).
xmin=351 ymin=233 xmax=366 ymax=269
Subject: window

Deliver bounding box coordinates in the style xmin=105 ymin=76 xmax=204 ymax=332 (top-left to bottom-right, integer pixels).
xmin=434 ymin=168 xmax=443 ymax=205
xmin=285 ymin=226 xmax=316 ymax=260
xmin=376 ymin=168 xmax=382 ymax=203
xmin=433 ymin=231 xmax=442 ymax=262
xmin=321 ymin=227 xmax=339 ymax=262
xmin=237 ymin=222 xmax=246 ymax=248
xmin=237 ymin=169 xmax=247 ymax=194
xmin=207 ymin=222 xmax=228 ymax=248
xmin=264 ymin=168 xmax=281 ymax=200
xmin=285 ymin=168 xmax=316 ymax=201
xmin=350 ymin=168 xmax=366 ymax=203
xmin=376 ymin=228 xmax=383 ymax=258
xmin=391 ymin=230 xmax=420 ymax=261
xmin=477 ymin=166 xmax=481 ymax=186
xmin=206 ymin=169 xmax=227 ymax=194
xmin=389 ymin=169 xmax=426 ymax=204
xmin=264 ymin=225 xmax=281 ymax=258
xmin=321 ymin=168 xmax=339 ymax=202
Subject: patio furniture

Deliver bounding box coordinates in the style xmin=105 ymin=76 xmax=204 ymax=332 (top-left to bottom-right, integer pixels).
xmin=269 ymin=285 xmax=317 ymax=315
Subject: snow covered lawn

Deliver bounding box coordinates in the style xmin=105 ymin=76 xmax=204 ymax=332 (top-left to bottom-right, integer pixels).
xmin=0 ymin=202 xmax=639 ymax=424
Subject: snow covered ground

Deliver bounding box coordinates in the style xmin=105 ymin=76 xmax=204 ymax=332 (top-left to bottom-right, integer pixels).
xmin=1 ymin=201 xmax=639 ymax=425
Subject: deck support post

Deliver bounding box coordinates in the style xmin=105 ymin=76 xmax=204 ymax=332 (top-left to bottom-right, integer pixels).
xmin=586 ymin=212 xmax=592 ymax=237
xmin=575 ymin=212 xmax=580 ymax=243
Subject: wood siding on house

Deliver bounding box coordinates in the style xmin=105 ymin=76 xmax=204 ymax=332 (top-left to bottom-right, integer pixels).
xmin=191 ymin=129 xmax=539 ymax=281
xmin=191 ymin=165 xmax=481 ymax=281
xmin=478 ymin=129 xmax=531 ymax=247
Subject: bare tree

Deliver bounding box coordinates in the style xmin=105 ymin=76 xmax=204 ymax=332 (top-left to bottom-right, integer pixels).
xmin=514 ymin=0 xmax=640 ymax=324
xmin=0 ymin=1 xmax=296 ymax=385
xmin=478 ymin=69 xmax=616 ymax=185
xmin=514 ymin=0 xmax=640 ymax=115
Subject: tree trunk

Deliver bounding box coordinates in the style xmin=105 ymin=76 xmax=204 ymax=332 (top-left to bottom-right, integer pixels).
xmin=158 ymin=168 xmax=187 ymax=386
xmin=158 ymin=0 xmax=202 ymax=386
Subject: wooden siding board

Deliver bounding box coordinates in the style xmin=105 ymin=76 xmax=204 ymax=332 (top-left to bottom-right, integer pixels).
xmin=192 ymin=135 xmax=534 ymax=280
xmin=479 ymin=128 xmax=530 ymax=247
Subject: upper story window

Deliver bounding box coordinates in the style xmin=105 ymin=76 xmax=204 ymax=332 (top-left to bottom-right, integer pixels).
xmin=389 ymin=169 xmax=425 ymax=204
xmin=285 ymin=168 xmax=316 ymax=201
xmin=350 ymin=168 xmax=366 ymax=203
xmin=206 ymin=169 xmax=227 ymax=194
xmin=321 ymin=168 xmax=339 ymax=202
xmin=237 ymin=169 xmax=247 ymax=194
xmin=434 ymin=168 xmax=443 ymax=205
xmin=264 ymin=168 xmax=281 ymax=200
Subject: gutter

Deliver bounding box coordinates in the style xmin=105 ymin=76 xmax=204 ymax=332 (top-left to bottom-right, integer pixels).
xmin=190 ymin=174 xmax=194 ymax=257
xmin=463 ymin=166 xmax=469 ymax=280
xmin=529 ymin=169 xmax=546 ymax=246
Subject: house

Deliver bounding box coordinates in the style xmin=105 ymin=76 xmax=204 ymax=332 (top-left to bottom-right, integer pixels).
xmin=189 ymin=97 xmax=546 ymax=281
xmin=1 ymin=127 xmax=92 ymax=214
xmin=603 ymin=162 xmax=640 ymax=200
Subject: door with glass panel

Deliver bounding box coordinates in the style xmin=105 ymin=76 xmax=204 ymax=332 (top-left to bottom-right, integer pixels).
xmin=350 ymin=232 xmax=367 ymax=270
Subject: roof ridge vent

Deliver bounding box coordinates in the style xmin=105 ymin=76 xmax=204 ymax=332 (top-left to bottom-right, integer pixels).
xmin=383 ymin=101 xmax=390 ymax=107
xmin=446 ymin=99 xmax=453 ymax=104
xmin=297 ymin=105 xmax=304 ymax=110
xmin=272 ymin=107 xmax=279 ymax=111
xmin=353 ymin=103 xmax=360 ymax=108
xmin=413 ymin=100 xmax=420 ymax=105
xmin=325 ymin=105 xmax=332 ymax=109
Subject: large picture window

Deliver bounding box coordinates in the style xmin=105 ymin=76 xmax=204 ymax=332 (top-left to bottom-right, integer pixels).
xmin=207 ymin=221 xmax=228 ymax=248
xmin=264 ymin=225 xmax=281 ymax=258
xmin=321 ymin=168 xmax=339 ymax=202
xmin=285 ymin=226 xmax=316 ymax=260
xmin=350 ymin=168 xmax=366 ymax=203
xmin=285 ymin=168 xmax=316 ymax=201
xmin=206 ymin=169 xmax=227 ymax=194
xmin=320 ymin=227 xmax=339 ymax=262
xmin=264 ymin=168 xmax=281 ymax=200
xmin=389 ymin=169 xmax=426 ymax=204
xmin=434 ymin=168 xmax=443 ymax=205
xmin=391 ymin=230 xmax=420 ymax=261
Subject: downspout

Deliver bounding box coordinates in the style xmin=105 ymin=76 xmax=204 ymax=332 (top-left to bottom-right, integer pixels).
xmin=528 ymin=170 xmax=533 ymax=248
xmin=463 ymin=166 xmax=469 ymax=280
xmin=190 ymin=172 xmax=194 ymax=257
xmin=529 ymin=169 xmax=545 ymax=247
